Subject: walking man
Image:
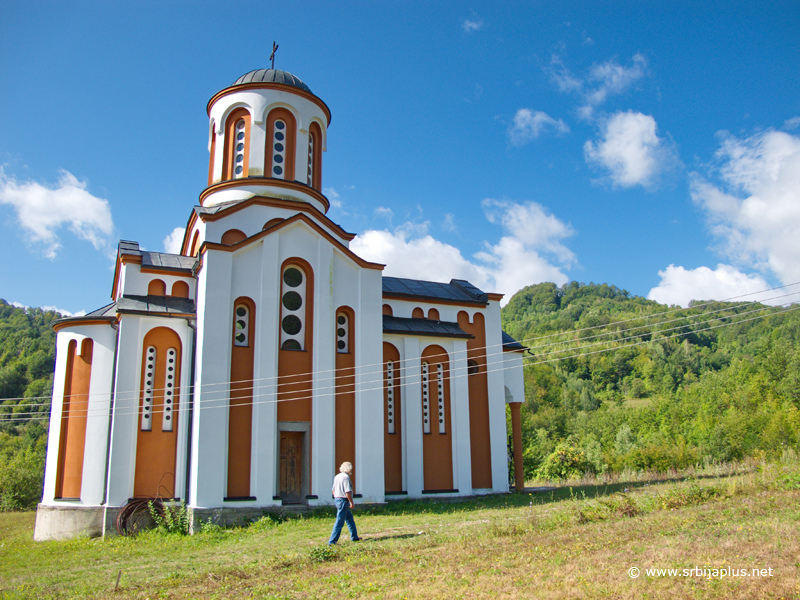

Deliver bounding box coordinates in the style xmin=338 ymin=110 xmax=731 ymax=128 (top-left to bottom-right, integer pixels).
xmin=328 ymin=461 xmax=360 ymax=545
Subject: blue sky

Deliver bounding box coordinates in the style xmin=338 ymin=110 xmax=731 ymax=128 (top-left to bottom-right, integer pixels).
xmin=1 ymin=1 xmax=799 ymax=315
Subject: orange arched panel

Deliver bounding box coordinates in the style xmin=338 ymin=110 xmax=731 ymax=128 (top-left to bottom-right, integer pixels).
xmin=308 ymin=121 xmax=323 ymax=190
xmin=148 ymin=279 xmax=166 ymax=296
xmin=263 ymin=218 xmax=284 ymax=231
xmin=383 ymin=342 xmax=403 ymax=493
xmin=421 ymin=344 xmax=453 ymax=491
xmin=266 ymin=108 xmax=297 ymax=181
xmin=54 ymin=338 xmax=93 ymax=499
xmin=189 ymin=231 xmax=200 ymax=257
xmin=221 ymin=229 xmax=247 ymax=245
xmin=412 ymin=307 xmax=424 ymax=319
xmin=382 ymin=304 xmax=393 ymax=316
xmin=171 ymin=281 xmax=190 ymax=298
xmin=458 ymin=311 xmax=492 ymax=488
xmin=335 ymin=305 xmax=356 ymax=491
xmin=228 ymin=297 xmax=255 ymax=498
xmin=222 ymin=108 xmax=251 ymax=181
xmin=427 ymin=308 xmax=440 ymax=321
xmin=134 ymin=327 xmax=181 ymax=499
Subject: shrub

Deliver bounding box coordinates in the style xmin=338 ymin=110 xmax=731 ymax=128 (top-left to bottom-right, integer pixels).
xmin=148 ymin=500 xmax=191 ymax=535
xmin=537 ymin=443 xmax=592 ymax=480
xmin=0 ymin=445 xmax=45 ymax=511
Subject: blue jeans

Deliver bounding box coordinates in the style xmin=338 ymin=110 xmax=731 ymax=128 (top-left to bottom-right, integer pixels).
xmin=328 ymin=497 xmax=358 ymax=544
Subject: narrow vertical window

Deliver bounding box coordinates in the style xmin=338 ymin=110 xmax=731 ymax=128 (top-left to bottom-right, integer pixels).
xmin=163 ymin=348 xmax=176 ymax=432
xmin=307 ymin=132 xmax=314 ymax=186
xmin=142 ymin=346 xmax=156 ymax=431
xmin=437 ymin=363 xmax=446 ymax=434
xmin=336 ymin=312 xmax=349 ymax=353
xmin=234 ymin=119 xmax=246 ymax=178
xmin=272 ymin=120 xmax=287 ymax=179
xmin=386 ymin=361 xmax=396 ymax=434
xmin=281 ymin=266 xmax=306 ymax=350
xmin=421 ymin=361 xmax=431 ymax=434
xmin=234 ymin=304 xmax=250 ymax=347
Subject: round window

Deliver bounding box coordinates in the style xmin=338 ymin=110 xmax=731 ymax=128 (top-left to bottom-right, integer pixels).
xmin=283 ymin=268 xmax=303 ymax=287
xmin=236 ymin=306 xmax=247 ymax=317
xmin=274 ymin=143 xmax=284 ymax=152
xmin=273 ymin=166 xmax=283 ymax=175
xmin=337 ymin=315 xmax=345 ymax=325
xmin=282 ymin=315 xmax=302 ymax=335
xmin=275 ymin=131 xmax=285 ymax=141
xmin=275 ymin=121 xmax=285 ymax=130
xmin=467 ymin=359 xmax=479 ymax=375
xmin=337 ymin=340 xmax=346 ymax=350
xmin=282 ymin=291 xmax=302 ymax=311
xmin=282 ymin=339 xmax=302 ymax=350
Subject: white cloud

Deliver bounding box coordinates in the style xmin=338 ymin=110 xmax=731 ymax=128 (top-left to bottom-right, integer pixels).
xmin=442 ymin=213 xmax=456 ymax=232
xmin=0 ymin=168 xmax=113 ymax=259
xmin=508 ymin=109 xmax=569 ymax=146
xmin=783 ymin=116 xmax=800 ymax=130
xmin=584 ymin=111 xmax=674 ymax=188
xmin=163 ymin=227 xmax=185 ymax=254
xmin=11 ymin=300 xmax=86 ymax=317
xmin=691 ymin=129 xmax=800 ymax=286
xmin=323 ymin=187 xmax=343 ymax=209
xmin=550 ymin=54 xmax=647 ymax=120
xmin=351 ymin=200 xmax=574 ymax=304
xmin=462 ymin=17 xmax=484 ymax=32
xmin=374 ymin=206 xmax=394 ymax=224
xmin=647 ymin=264 xmax=772 ymax=307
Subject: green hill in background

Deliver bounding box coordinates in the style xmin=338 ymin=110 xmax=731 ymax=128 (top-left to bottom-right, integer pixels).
xmin=503 ymin=282 xmax=800 ymax=481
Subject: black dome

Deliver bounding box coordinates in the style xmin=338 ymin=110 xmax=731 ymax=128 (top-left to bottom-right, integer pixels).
xmin=233 ymin=69 xmax=312 ymax=94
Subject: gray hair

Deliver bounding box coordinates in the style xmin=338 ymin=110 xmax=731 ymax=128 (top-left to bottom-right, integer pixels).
xmin=339 ymin=461 xmax=353 ymax=474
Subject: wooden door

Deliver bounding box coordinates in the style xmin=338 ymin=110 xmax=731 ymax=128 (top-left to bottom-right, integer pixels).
xmin=279 ymin=431 xmax=303 ymax=503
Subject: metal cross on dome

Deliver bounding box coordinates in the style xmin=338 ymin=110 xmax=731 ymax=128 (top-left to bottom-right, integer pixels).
xmin=270 ymin=42 xmax=279 ymax=70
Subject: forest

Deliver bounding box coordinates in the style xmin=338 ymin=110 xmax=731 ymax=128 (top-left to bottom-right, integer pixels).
xmin=1 ymin=282 xmax=799 ymax=509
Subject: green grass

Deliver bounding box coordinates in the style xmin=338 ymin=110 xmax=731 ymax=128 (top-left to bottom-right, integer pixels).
xmin=2 ymin=460 xmax=800 ymax=599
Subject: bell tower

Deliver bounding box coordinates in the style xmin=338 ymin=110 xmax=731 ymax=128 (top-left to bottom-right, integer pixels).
xmin=203 ymin=69 xmax=331 ymax=214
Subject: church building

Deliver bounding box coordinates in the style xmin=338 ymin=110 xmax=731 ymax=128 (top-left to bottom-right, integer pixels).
xmin=34 ymin=68 xmax=527 ymax=540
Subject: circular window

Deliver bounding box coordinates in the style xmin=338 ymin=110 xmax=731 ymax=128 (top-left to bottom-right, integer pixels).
xmin=337 ymin=328 xmax=345 ymax=337
xmin=237 ymin=131 xmax=245 ymax=141
xmin=283 ymin=268 xmax=303 ymax=287
xmin=337 ymin=340 xmax=346 ymax=350
xmin=237 ymin=143 xmax=244 ymax=152
xmin=273 ymin=166 xmax=283 ymax=175
xmin=282 ymin=339 xmax=302 ymax=350
xmin=282 ymin=315 xmax=302 ymax=335
xmin=236 ymin=306 xmax=247 ymax=317
xmin=275 ymin=131 xmax=284 ymax=141
xmin=236 ymin=319 xmax=246 ymax=330
xmin=338 ymin=315 xmax=345 ymax=325
xmin=274 ymin=154 xmax=283 ymax=164
xmin=236 ymin=333 xmax=246 ymax=344
xmin=282 ymin=291 xmax=302 ymax=311
xmin=235 ymin=165 xmax=243 ymax=175
xmin=467 ymin=360 xmax=479 ymax=375
xmin=274 ymin=143 xmax=284 ymax=152
xmin=275 ymin=121 xmax=285 ymax=130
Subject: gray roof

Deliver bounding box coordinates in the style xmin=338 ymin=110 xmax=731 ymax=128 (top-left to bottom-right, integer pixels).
xmin=382 ymin=277 xmax=489 ymax=305
xmin=51 ymin=302 xmax=117 ymax=329
xmin=502 ymin=331 xmax=526 ymax=352
xmin=117 ymin=295 xmax=196 ymax=316
xmin=117 ymin=240 xmax=195 ymax=273
xmin=383 ymin=315 xmax=471 ymax=339
xmin=233 ymin=69 xmax=312 ymax=94
xmin=141 ymin=251 xmax=196 ymax=272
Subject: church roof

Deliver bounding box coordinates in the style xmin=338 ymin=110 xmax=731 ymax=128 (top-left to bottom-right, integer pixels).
xmin=233 ymin=69 xmax=312 ymax=94
xmin=116 ymin=295 xmax=196 ymax=316
xmin=502 ymin=331 xmax=527 ymax=352
xmin=382 ymin=277 xmax=489 ymax=305
xmin=382 ymin=315 xmax=471 ymax=339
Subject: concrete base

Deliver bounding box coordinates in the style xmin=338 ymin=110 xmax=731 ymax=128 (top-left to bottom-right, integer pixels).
xmin=34 ymin=504 xmax=105 ymax=541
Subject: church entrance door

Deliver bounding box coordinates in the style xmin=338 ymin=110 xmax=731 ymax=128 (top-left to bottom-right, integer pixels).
xmin=279 ymin=431 xmax=304 ymax=503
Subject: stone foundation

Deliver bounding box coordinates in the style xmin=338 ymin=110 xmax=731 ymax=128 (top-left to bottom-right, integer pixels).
xmin=33 ymin=504 xmax=105 ymax=541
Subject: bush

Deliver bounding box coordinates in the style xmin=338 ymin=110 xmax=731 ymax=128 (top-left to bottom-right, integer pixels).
xmin=537 ymin=443 xmax=592 ymax=480
xmin=148 ymin=500 xmax=191 ymax=535
xmin=0 ymin=445 xmax=45 ymax=511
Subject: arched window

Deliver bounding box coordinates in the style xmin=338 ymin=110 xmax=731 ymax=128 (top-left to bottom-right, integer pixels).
xmin=189 ymin=231 xmax=200 ymax=257
xmin=221 ymin=229 xmax=247 ymax=245
xmin=263 ymin=218 xmax=284 ymax=230
xmin=308 ymin=122 xmax=322 ymax=189
xmin=382 ymin=304 xmax=393 ymax=316
xmin=222 ymin=108 xmax=251 ymax=181
xmin=427 ymin=308 xmax=440 ymax=321
xmin=207 ymin=119 xmax=216 ymax=186
xmin=280 ymin=264 xmax=306 ymax=350
xmin=148 ymin=279 xmax=166 ymax=296
xmin=412 ymin=307 xmax=425 ymax=319
xmin=266 ymin=108 xmax=296 ymax=181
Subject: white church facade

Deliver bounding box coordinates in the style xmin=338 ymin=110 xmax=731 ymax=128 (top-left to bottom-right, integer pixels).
xmin=34 ymin=69 xmax=527 ymax=540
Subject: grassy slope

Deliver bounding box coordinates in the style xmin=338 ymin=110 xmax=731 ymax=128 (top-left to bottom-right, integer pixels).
xmin=1 ymin=461 xmax=798 ymax=599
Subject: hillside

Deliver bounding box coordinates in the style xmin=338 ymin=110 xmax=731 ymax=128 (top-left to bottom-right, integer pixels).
xmin=501 ymin=282 xmax=800 ymax=480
